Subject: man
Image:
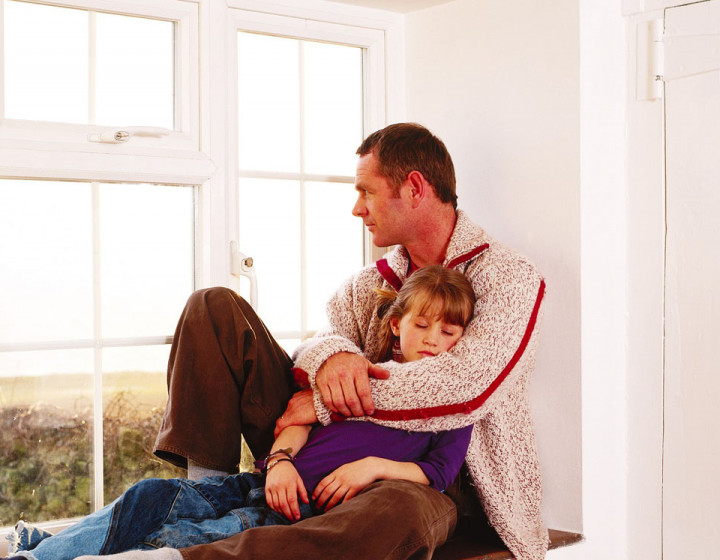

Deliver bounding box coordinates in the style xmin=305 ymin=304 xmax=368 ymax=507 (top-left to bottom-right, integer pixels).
xmin=152 ymin=123 xmax=548 ymax=560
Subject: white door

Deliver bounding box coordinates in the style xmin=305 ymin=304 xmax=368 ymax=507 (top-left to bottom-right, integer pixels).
xmin=663 ymin=1 xmax=720 ymax=556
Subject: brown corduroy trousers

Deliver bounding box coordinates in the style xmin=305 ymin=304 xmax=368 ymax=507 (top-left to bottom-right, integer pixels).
xmin=154 ymin=287 xmax=457 ymax=560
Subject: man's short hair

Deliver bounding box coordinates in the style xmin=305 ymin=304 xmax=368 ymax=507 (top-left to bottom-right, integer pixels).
xmin=356 ymin=123 xmax=457 ymax=209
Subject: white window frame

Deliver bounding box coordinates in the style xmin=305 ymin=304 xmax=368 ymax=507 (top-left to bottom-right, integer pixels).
xmin=0 ymin=0 xmax=205 ymax=176
xmin=225 ymin=5 xmax=389 ymax=288
xmin=0 ymin=0 xmax=208 ymax=532
xmin=0 ymin=0 xmax=403 ymax=545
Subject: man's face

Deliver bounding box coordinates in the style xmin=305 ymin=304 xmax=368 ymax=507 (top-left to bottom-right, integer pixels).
xmin=352 ymin=153 xmax=408 ymax=247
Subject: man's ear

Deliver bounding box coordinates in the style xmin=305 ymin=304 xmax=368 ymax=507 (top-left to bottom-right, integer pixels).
xmin=390 ymin=317 xmax=400 ymax=337
xmin=405 ymin=171 xmax=428 ymax=208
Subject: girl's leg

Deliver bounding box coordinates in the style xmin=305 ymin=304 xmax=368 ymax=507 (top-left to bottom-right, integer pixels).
xmin=9 ymin=521 xmax=53 ymax=552
xmin=15 ymin=501 xmax=119 ymax=560
xmin=19 ymin=474 xmax=263 ymax=560
xmin=141 ymin=476 xmax=313 ymax=549
xmin=101 ymin=474 xmax=267 ymax=555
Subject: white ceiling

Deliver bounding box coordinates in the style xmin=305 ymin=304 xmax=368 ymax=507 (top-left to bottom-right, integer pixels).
xmin=326 ymin=0 xmax=455 ymax=14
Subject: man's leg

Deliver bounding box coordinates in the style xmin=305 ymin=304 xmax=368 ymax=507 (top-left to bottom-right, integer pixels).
xmin=154 ymin=287 xmax=294 ymax=474
xmin=178 ymin=480 xmax=458 ymax=560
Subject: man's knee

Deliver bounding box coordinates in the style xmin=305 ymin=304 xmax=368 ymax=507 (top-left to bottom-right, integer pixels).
xmin=186 ymin=287 xmax=256 ymax=319
xmin=187 ymin=286 xmax=239 ymax=307
xmin=358 ymin=480 xmax=457 ymax=539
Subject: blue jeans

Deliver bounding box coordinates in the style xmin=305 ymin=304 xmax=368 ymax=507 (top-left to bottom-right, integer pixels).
xmin=12 ymin=474 xmax=314 ymax=560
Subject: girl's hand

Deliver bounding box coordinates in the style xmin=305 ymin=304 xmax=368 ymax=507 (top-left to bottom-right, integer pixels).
xmin=265 ymin=461 xmax=309 ymax=521
xmin=312 ymin=457 xmax=380 ymax=511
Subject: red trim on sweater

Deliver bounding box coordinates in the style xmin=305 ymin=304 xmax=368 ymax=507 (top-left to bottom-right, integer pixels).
xmin=376 ymin=259 xmax=404 ymax=291
xmin=376 ymin=243 xmax=489 ymax=291
xmin=292 ymin=367 xmax=310 ymax=388
xmin=370 ymin=278 xmax=546 ymax=422
xmin=446 ymin=244 xmax=489 ymax=269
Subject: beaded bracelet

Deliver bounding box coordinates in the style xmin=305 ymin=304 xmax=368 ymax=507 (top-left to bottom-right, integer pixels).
xmin=262 ymin=447 xmax=293 ymax=473
xmin=265 ymin=457 xmax=294 ymax=473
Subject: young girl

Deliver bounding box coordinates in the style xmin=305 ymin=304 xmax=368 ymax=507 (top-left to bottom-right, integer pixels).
xmin=7 ymin=265 xmax=476 ymax=560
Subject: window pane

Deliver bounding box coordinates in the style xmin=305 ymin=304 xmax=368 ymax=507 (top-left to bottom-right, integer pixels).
xmin=238 ymin=178 xmax=301 ymax=332
xmin=3 ymin=0 xmax=88 ymax=123
xmin=305 ymin=182 xmax=364 ymax=330
xmin=2 ymin=1 xmax=175 ymax=127
xmin=278 ymin=338 xmax=300 ymax=356
xmin=238 ymin=33 xmax=300 ymax=173
xmin=0 ymin=180 xmax=93 ymax=344
xmin=95 ymin=13 xmax=174 ymax=129
xmin=102 ymin=345 xmax=181 ymax=505
xmin=100 ymin=183 xmax=194 ymax=339
xmin=303 ymin=42 xmax=363 ymax=176
xmin=0 ymin=349 xmax=94 ymax=525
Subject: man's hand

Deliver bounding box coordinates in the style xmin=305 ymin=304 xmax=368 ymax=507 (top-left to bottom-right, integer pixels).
xmin=316 ymin=352 xmax=390 ymax=417
xmin=265 ymin=461 xmax=309 ymax=521
xmin=311 ymin=457 xmax=381 ymax=511
xmin=274 ymin=389 xmax=317 ymax=437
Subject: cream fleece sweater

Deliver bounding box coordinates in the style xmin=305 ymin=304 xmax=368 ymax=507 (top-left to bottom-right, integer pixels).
xmin=293 ymin=210 xmax=548 ymax=560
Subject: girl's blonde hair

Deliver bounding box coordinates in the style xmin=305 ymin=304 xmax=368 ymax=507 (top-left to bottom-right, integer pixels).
xmin=375 ymin=265 xmax=476 ymax=361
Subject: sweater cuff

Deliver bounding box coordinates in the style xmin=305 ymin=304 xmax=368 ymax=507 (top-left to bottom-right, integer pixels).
xmin=313 ymin=388 xmax=333 ymax=426
xmin=294 ymin=336 xmax=362 ymax=388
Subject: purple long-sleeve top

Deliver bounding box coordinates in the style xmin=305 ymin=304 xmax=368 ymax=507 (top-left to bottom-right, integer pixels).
xmin=292 ymin=420 xmax=473 ymax=494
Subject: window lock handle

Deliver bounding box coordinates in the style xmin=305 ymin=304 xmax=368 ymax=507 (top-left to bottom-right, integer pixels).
xmin=87 ymin=126 xmax=171 ymax=144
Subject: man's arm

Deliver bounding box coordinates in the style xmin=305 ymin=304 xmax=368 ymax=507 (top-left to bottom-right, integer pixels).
xmin=314 ymin=352 xmax=390 ymax=417
xmin=363 ymin=263 xmax=545 ymax=432
xmin=291 ymin=252 xmax=544 ymax=434
xmin=288 ymin=269 xmax=388 ymax=426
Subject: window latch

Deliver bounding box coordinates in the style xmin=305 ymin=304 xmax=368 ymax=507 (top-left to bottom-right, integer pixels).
xmin=87 ymin=126 xmax=171 ymax=144
xmin=230 ymin=241 xmax=258 ymax=310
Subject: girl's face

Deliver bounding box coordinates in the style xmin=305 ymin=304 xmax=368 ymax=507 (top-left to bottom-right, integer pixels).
xmin=390 ymin=309 xmax=464 ymax=362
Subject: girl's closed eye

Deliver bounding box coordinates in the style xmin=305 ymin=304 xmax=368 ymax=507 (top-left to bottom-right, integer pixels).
xmin=374 ymin=264 xmax=476 ymax=363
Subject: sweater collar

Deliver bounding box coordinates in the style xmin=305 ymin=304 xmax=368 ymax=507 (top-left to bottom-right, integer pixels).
xmin=380 ymin=210 xmax=489 ymax=283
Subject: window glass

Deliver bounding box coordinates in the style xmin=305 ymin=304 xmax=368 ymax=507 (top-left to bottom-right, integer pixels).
xmin=100 ymin=183 xmax=194 ymax=339
xmin=0 ymin=349 xmax=94 ymax=525
xmin=238 ymin=178 xmax=301 ymax=333
xmin=3 ymin=0 xmax=88 ymax=123
xmin=102 ymin=345 xmax=181 ymax=505
xmin=236 ymin=33 xmax=364 ymax=343
xmin=0 ymin=179 xmax=194 ymax=522
xmin=238 ymin=33 xmax=300 ymax=173
xmin=94 ymin=13 xmax=175 ymax=129
xmin=303 ymin=42 xmax=363 ymax=176
xmin=305 ymin=182 xmax=364 ymax=330
xmin=0 ymin=180 xmax=93 ymax=344
xmin=2 ymin=0 xmax=175 ymax=128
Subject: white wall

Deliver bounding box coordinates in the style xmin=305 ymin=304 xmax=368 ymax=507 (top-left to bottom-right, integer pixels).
xmin=623 ymin=7 xmax=665 ymax=559
xmin=404 ymin=0 xmax=582 ymax=533
xmin=401 ymin=0 xmax=677 ymax=557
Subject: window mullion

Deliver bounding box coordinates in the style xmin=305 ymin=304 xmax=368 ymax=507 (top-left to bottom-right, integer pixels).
xmin=91 ymin=180 xmax=104 ymax=510
xmin=88 ymin=10 xmax=96 ymax=124
xmin=298 ymin=40 xmax=308 ymax=342
xmin=0 ymin=0 xmax=5 ymax=119
xmin=0 ymin=336 xmax=175 ymax=353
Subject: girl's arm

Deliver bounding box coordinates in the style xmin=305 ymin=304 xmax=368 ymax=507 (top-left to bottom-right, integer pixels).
xmin=312 ymin=457 xmax=428 ymax=511
xmin=264 ymin=425 xmax=312 ymax=521
xmin=313 ymin=425 xmax=473 ymax=511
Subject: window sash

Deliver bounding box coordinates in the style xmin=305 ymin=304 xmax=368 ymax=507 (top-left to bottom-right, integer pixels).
xmin=0 ymin=0 xmax=200 ymax=157
xmin=226 ymin=7 xmax=387 ymax=276
xmin=0 ymin=0 xmax=400 ymax=531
